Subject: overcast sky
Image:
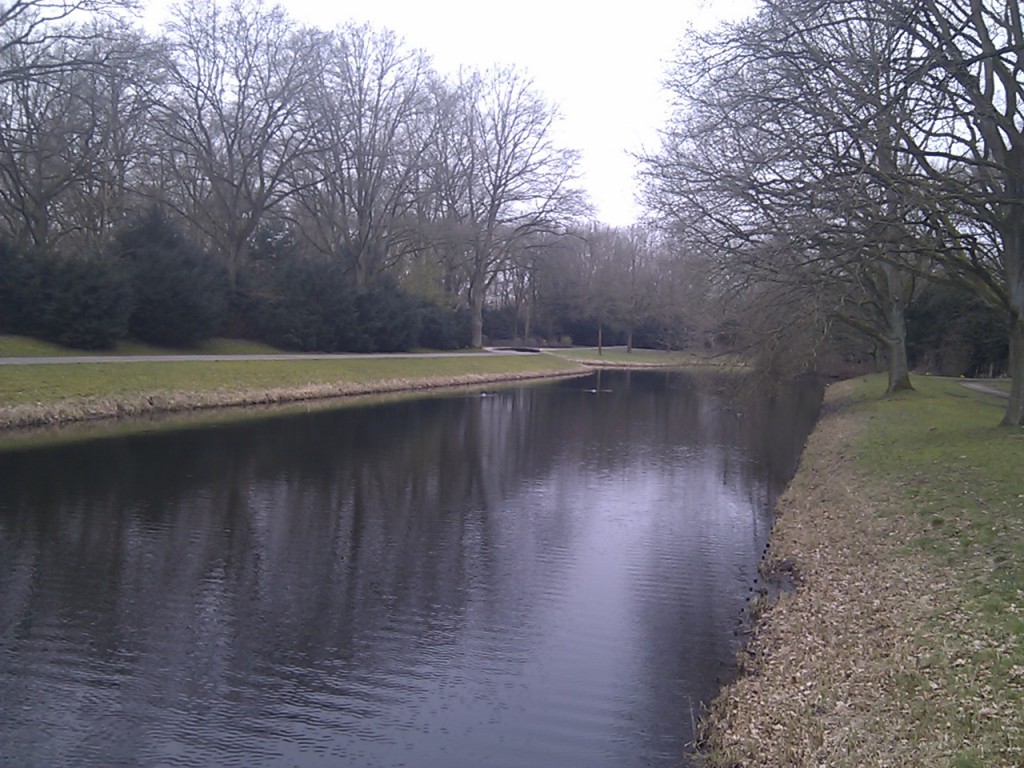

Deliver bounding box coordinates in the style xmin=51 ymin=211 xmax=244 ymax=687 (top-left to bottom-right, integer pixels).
xmin=145 ymin=0 xmax=759 ymax=227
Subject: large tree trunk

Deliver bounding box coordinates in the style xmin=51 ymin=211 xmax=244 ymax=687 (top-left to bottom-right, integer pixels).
xmin=470 ymin=287 xmax=484 ymax=348
xmin=1005 ymin=316 xmax=1024 ymax=426
xmin=877 ymin=137 xmax=913 ymax=394
xmin=884 ymin=302 xmax=912 ymax=393
xmin=1000 ymin=194 xmax=1023 ymax=425
xmin=886 ymin=335 xmax=912 ymax=393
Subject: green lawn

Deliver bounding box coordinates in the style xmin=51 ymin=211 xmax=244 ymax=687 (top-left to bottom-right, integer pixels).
xmin=0 ymin=334 xmax=286 ymax=357
xmin=853 ymin=376 xmax=1024 ymax=765
xmin=545 ymin=346 xmax=732 ymax=366
xmin=0 ymin=353 xmax=579 ymax=407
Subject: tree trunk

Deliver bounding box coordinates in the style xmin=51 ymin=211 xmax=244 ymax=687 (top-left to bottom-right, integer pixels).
xmin=470 ymin=288 xmax=484 ymax=348
xmin=225 ymin=237 xmax=252 ymax=294
xmin=597 ymin=323 xmax=603 ymax=356
xmin=1001 ymin=198 xmax=1024 ymax=425
xmin=354 ymin=256 xmax=367 ymax=289
xmin=885 ymin=306 xmax=912 ymax=393
xmin=883 ymin=263 xmax=913 ymax=393
xmin=1003 ymin=314 xmax=1024 ymax=426
xmin=886 ymin=335 xmax=912 ymax=393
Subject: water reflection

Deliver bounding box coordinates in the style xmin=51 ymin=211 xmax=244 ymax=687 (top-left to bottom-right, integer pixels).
xmin=0 ymin=370 xmax=821 ymax=767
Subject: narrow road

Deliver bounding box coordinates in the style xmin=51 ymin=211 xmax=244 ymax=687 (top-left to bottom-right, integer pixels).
xmin=0 ymin=349 xmax=540 ymax=366
xmin=961 ymin=380 xmax=1010 ymax=399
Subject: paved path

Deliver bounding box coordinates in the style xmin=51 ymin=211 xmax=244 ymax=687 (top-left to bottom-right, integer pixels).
xmin=0 ymin=349 xmax=538 ymax=366
xmin=961 ymin=380 xmax=1010 ymax=399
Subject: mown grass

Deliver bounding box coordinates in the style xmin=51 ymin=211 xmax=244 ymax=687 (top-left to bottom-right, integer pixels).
xmin=0 ymin=334 xmax=86 ymax=357
xmin=851 ymin=375 xmax=1024 ymax=766
xmin=0 ymin=354 xmax=579 ymax=408
xmin=158 ymin=337 xmax=285 ymax=355
xmin=854 ymin=375 xmax=1021 ymax=576
xmin=0 ymin=334 xmax=286 ymax=357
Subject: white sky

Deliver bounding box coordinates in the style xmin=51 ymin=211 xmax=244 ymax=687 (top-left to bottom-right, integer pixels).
xmin=142 ymin=0 xmax=759 ymax=227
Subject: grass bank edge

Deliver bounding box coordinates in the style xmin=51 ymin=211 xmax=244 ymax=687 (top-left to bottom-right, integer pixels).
xmin=0 ymin=370 xmax=588 ymax=454
xmin=700 ymin=374 xmax=1024 ymax=766
xmin=544 ymin=346 xmax=743 ymax=368
xmin=0 ymin=354 xmax=588 ymax=431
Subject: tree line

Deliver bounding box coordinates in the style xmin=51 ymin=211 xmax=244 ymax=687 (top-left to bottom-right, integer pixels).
xmin=4 ymin=0 xmax=1012 ymax=398
xmin=0 ymin=0 xmax=699 ymax=354
xmin=642 ymin=0 xmax=1024 ymax=425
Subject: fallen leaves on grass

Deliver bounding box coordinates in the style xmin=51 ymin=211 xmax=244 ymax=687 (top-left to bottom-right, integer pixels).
xmin=699 ymin=380 xmax=1024 ymax=767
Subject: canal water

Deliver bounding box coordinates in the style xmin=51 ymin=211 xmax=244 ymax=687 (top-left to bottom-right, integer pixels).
xmin=0 ymin=370 xmax=821 ymax=767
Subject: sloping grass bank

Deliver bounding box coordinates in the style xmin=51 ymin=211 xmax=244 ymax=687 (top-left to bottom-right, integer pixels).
xmin=701 ymin=375 xmax=1024 ymax=767
xmin=0 ymin=353 xmax=585 ymax=431
xmin=0 ymin=334 xmax=285 ymax=358
xmin=545 ymin=346 xmax=738 ymax=368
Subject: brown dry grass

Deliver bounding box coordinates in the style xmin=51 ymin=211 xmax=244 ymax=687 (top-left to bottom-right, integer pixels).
xmin=0 ymin=369 xmax=584 ymax=431
xmin=699 ymin=376 xmax=1024 ymax=767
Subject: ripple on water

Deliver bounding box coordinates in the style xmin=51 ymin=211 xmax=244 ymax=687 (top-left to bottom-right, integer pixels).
xmin=0 ymin=371 xmax=821 ymax=768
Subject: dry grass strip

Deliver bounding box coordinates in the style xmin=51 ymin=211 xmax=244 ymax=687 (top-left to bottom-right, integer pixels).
xmin=699 ymin=379 xmax=1024 ymax=767
xmin=0 ymin=370 xmax=583 ymax=431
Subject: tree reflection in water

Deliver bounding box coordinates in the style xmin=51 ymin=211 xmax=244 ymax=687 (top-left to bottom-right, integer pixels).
xmin=0 ymin=370 xmax=821 ymax=767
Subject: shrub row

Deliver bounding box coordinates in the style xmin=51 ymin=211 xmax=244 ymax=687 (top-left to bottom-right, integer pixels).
xmin=0 ymin=243 xmax=133 ymax=350
xmin=234 ymin=260 xmax=470 ymax=353
xmin=907 ymin=283 xmax=1008 ymax=377
xmin=0 ymin=211 xmax=470 ymax=352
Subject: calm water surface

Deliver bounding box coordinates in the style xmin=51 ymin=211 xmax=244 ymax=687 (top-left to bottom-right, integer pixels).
xmin=0 ymin=370 xmax=821 ymax=767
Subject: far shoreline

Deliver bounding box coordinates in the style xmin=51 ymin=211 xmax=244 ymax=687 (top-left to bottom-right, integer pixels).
xmin=0 ymin=366 xmax=592 ymax=434
xmin=0 ymin=341 xmax=720 ymax=436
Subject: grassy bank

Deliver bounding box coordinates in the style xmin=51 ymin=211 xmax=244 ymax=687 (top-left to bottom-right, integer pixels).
xmin=701 ymin=375 xmax=1024 ymax=767
xmin=0 ymin=334 xmax=286 ymax=358
xmin=0 ymin=347 xmax=586 ymax=431
xmin=545 ymin=346 xmax=737 ymax=367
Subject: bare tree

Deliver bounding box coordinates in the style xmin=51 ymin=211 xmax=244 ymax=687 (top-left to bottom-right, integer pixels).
xmin=431 ymin=66 xmax=587 ymax=348
xmin=153 ymin=0 xmax=314 ymax=288
xmin=0 ymin=0 xmax=137 ymax=86
xmin=893 ymin=0 xmax=1024 ymax=424
xmin=583 ymin=225 xmax=629 ymax=354
xmin=0 ymin=24 xmax=151 ymax=251
xmin=643 ymin=0 xmax=932 ymax=389
xmin=560 ymin=223 xmax=663 ymax=354
xmin=290 ymin=23 xmax=438 ymax=285
xmin=646 ymin=0 xmax=1024 ymax=420
xmin=617 ymin=225 xmax=663 ymax=352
